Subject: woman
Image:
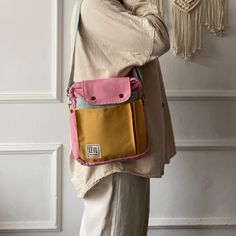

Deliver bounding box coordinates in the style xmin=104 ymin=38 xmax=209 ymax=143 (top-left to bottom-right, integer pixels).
xmin=68 ymin=0 xmax=177 ymax=235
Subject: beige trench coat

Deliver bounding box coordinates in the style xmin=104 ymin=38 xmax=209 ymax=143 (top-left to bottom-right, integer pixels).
xmin=68 ymin=0 xmax=177 ymax=199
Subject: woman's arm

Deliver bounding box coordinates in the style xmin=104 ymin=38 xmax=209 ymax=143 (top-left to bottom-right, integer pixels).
xmin=81 ymin=0 xmax=170 ymax=65
xmin=123 ymin=0 xmax=170 ymax=59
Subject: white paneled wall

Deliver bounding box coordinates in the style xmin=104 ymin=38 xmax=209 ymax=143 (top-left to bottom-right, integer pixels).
xmin=147 ymin=0 xmax=236 ymax=235
xmin=0 ymin=0 xmax=66 ymax=235
xmin=0 ymin=0 xmax=62 ymax=103
xmin=0 ymin=0 xmax=235 ymax=235
xmin=150 ymin=149 xmax=236 ymax=228
xmin=0 ymin=144 xmax=62 ymax=233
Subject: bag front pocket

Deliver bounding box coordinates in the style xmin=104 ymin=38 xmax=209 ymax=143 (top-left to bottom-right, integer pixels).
xmin=69 ymin=98 xmax=148 ymax=164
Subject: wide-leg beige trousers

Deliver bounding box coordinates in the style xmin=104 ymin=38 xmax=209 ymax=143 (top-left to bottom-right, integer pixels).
xmin=79 ymin=172 xmax=150 ymax=236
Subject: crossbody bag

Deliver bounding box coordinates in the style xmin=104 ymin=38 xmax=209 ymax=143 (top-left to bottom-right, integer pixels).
xmin=67 ymin=0 xmax=150 ymax=166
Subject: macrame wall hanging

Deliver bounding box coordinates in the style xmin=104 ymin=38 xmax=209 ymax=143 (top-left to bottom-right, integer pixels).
xmin=147 ymin=0 xmax=228 ymax=60
xmin=202 ymin=0 xmax=228 ymax=36
xmin=172 ymin=0 xmax=202 ymax=59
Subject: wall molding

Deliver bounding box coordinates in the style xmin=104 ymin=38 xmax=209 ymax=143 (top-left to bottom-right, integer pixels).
xmin=167 ymin=90 xmax=236 ymax=101
xmin=148 ymin=217 xmax=236 ymax=229
xmin=0 ymin=0 xmax=62 ymax=104
xmin=0 ymin=143 xmax=62 ymax=233
xmin=175 ymin=139 xmax=236 ymax=151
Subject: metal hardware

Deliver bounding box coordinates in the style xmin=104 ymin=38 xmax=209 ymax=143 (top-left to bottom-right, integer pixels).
xmin=68 ymin=99 xmax=72 ymax=109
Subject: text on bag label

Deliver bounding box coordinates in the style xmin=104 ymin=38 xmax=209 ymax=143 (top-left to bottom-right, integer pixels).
xmin=86 ymin=144 xmax=102 ymax=159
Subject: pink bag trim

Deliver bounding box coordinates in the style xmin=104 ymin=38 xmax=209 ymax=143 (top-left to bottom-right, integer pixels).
xmin=69 ymin=110 xmax=80 ymax=160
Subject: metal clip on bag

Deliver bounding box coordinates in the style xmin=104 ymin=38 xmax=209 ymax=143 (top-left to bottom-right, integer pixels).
xmin=67 ymin=0 xmax=150 ymax=166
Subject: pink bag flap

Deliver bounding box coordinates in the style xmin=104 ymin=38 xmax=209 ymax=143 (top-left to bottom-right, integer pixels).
xmin=82 ymin=77 xmax=131 ymax=105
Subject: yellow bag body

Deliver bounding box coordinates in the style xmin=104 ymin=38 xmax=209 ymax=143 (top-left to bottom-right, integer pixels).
xmin=71 ymin=98 xmax=148 ymax=165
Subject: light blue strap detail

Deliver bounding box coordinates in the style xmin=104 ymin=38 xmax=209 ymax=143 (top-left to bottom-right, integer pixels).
xmin=67 ymin=0 xmax=84 ymax=94
xmin=134 ymin=66 xmax=143 ymax=82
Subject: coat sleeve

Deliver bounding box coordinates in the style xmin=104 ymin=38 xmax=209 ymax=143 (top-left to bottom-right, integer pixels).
xmin=123 ymin=0 xmax=170 ymax=60
xmin=81 ymin=0 xmax=170 ymax=66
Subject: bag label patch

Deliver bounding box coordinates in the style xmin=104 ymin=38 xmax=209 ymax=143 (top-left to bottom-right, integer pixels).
xmin=86 ymin=144 xmax=101 ymax=159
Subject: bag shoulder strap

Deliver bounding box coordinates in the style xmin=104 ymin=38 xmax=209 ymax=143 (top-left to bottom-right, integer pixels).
xmin=67 ymin=0 xmax=84 ymax=95
xmin=67 ymin=0 xmax=144 ymax=95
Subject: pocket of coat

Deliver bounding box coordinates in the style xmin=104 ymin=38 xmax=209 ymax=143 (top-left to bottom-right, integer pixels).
xmin=72 ymin=98 xmax=148 ymax=163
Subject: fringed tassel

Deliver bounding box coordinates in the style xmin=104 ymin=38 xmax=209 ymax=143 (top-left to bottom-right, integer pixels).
xmin=202 ymin=0 xmax=228 ymax=36
xmin=149 ymin=0 xmax=164 ymax=17
xmin=171 ymin=0 xmax=202 ymax=60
